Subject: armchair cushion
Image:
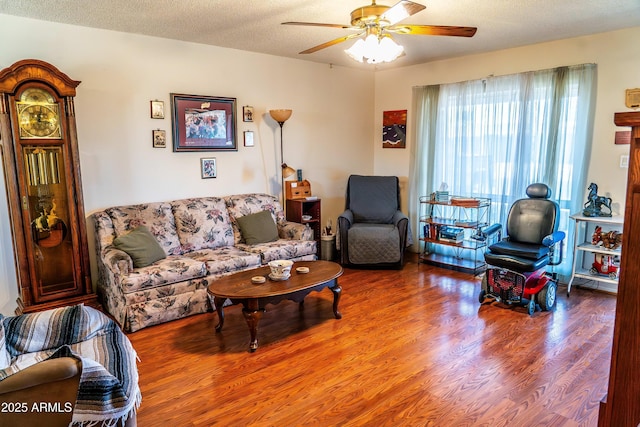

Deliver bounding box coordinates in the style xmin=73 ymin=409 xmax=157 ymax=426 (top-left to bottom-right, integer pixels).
xmin=113 ymin=225 xmax=167 ymax=268
xmin=347 ymin=224 xmax=401 ymax=264
xmin=347 ymin=175 xmax=400 ymax=223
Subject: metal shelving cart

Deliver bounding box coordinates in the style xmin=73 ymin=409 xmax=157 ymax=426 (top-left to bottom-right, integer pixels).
xmin=419 ymin=195 xmax=493 ymax=275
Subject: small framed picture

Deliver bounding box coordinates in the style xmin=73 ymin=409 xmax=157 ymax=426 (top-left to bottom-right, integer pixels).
xmin=151 ymin=100 xmax=165 ymax=119
xmin=243 ymin=106 xmax=254 ymax=122
xmin=244 ymin=131 xmax=254 ymax=147
xmin=152 ymin=129 xmax=166 ymax=148
xmin=201 ymin=157 xmax=217 ymax=179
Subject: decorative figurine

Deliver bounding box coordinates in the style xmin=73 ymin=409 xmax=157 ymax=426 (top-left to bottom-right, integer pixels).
xmin=583 ymin=183 xmax=612 ymax=217
xmin=591 ymin=225 xmax=623 ymax=250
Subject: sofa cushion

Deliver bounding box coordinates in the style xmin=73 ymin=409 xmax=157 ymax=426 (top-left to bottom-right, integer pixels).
xmin=118 ymin=255 xmax=207 ymax=293
xmin=237 ymin=239 xmax=317 ymax=263
xmin=106 ymin=202 xmax=182 ymax=256
xmin=172 ymin=197 xmax=234 ymax=251
xmin=185 ymin=246 xmax=262 ymax=275
xmin=225 ymin=193 xmax=285 ymax=244
xmin=113 ymin=225 xmax=167 ymax=268
xmin=0 ymin=315 xmax=9 ymax=370
xmin=236 ymin=210 xmax=279 ymax=244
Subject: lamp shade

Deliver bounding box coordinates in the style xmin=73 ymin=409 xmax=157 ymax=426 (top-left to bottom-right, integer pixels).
xmin=282 ymin=164 xmax=296 ymax=179
xmin=269 ymin=109 xmax=293 ymax=123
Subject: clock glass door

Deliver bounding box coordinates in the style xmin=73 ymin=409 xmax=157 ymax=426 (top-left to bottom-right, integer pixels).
xmin=21 ymin=145 xmax=76 ymax=298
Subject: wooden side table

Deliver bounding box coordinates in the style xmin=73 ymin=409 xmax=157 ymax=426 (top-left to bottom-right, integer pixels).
xmin=286 ymin=198 xmax=321 ymax=254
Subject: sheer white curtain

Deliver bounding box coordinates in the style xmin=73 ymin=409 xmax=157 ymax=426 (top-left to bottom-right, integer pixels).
xmin=410 ymin=64 xmax=597 ymax=277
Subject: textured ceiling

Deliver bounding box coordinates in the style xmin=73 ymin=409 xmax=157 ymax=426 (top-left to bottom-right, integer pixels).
xmin=1 ymin=0 xmax=639 ymax=70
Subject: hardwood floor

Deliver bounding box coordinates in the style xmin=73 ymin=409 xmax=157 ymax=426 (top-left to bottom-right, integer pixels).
xmin=127 ymin=255 xmax=616 ymax=426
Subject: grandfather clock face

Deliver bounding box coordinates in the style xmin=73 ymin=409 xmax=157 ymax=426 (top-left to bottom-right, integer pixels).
xmin=16 ymin=87 xmax=62 ymax=139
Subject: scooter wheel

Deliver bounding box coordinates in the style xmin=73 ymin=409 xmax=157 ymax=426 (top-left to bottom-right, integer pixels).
xmin=538 ymin=282 xmax=557 ymax=311
xmin=527 ymin=299 xmax=536 ymax=316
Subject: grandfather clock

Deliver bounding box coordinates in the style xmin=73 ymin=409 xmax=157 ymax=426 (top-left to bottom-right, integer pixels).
xmin=0 ymin=59 xmax=97 ymax=314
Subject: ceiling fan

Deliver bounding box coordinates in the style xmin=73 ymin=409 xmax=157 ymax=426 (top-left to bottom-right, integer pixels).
xmin=283 ymin=0 xmax=477 ymax=60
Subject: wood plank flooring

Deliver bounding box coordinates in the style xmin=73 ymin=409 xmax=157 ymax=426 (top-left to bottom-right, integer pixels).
xmin=127 ymin=255 xmax=616 ymax=426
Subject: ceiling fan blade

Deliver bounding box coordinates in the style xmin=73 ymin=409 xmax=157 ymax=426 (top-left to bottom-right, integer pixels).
xmin=381 ymin=1 xmax=426 ymax=26
xmin=299 ymin=33 xmax=364 ymax=54
xmin=283 ymin=22 xmax=353 ymax=29
xmin=391 ymin=25 xmax=477 ymax=37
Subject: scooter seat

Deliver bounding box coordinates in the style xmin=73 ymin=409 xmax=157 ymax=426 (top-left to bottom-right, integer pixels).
xmin=488 ymin=240 xmax=550 ymax=260
xmin=484 ymin=251 xmax=549 ymax=272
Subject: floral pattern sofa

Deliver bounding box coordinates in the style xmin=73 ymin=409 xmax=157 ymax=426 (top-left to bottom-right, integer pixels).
xmin=92 ymin=193 xmax=316 ymax=332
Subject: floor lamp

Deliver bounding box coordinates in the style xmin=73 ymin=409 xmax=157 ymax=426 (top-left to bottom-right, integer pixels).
xmin=269 ymin=109 xmax=296 ymax=210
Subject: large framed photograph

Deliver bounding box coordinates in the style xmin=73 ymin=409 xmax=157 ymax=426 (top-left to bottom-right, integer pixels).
xmin=171 ymin=93 xmax=237 ymax=152
xmin=200 ymin=158 xmax=217 ymax=179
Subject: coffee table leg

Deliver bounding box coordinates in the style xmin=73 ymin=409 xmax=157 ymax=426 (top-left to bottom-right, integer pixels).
xmin=242 ymin=299 xmax=264 ymax=352
xmin=331 ymin=284 xmax=342 ymax=319
xmin=213 ymin=297 xmax=226 ymax=332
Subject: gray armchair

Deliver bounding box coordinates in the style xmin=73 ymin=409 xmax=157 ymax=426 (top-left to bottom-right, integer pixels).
xmin=338 ymin=175 xmax=409 ymax=268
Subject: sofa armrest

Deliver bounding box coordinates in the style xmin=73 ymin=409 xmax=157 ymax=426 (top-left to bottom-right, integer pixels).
xmin=103 ymin=246 xmax=134 ymax=276
xmin=279 ymin=220 xmax=314 ymax=241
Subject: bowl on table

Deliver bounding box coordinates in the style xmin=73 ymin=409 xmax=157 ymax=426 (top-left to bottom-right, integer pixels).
xmin=268 ymin=260 xmax=293 ymax=280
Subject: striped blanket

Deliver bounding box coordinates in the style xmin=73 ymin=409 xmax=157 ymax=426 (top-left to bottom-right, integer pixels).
xmin=1 ymin=304 xmax=141 ymax=426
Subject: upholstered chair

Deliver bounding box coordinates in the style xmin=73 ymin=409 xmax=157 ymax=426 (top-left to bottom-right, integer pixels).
xmin=337 ymin=175 xmax=409 ymax=268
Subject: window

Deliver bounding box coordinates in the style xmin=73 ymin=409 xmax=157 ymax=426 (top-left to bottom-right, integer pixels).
xmin=409 ymin=64 xmax=597 ymax=277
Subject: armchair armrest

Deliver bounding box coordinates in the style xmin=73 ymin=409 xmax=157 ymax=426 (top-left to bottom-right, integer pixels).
xmin=0 ymin=357 xmax=80 ymax=394
xmin=391 ymin=210 xmax=408 ymax=227
xmin=338 ymin=209 xmax=354 ymax=228
xmin=0 ymin=357 xmax=80 ymax=426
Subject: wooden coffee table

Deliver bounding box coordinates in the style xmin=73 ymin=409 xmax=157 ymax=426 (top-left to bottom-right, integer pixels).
xmin=207 ymin=260 xmax=343 ymax=352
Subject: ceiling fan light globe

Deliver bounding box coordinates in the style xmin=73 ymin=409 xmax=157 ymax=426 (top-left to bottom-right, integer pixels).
xmin=363 ymin=34 xmax=379 ymax=57
xmin=379 ymin=36 xmax=404 ymax=62
xmin=345 ymin=39 xmax=366 ymax=62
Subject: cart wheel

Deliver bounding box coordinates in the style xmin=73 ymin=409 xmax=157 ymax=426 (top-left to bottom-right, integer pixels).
xmin=527 ymin=299 xmax=536 ymax=316
xmin=609 ymin=272 xmax=617 ymax=280
xmin=538 ymin=282 xmax=557 ymax=311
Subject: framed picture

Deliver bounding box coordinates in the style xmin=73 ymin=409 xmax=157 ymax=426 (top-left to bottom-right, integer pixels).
xmin=243 ymin=106 xmax=254 ymax=122
xmin=171 ymin=93 xmax=237 ymax=152
xmin=200 ymin=157 xmax=217 ymax=179
xmin=382 ymin=109 xmax=407 ymax=149
xmin=150 ymin=100 xmax=165 ymax=119
xmin=244 ymin=131 xmax=254 ymax=147
xmin=152 ymin=129 xmax=166 ymax=148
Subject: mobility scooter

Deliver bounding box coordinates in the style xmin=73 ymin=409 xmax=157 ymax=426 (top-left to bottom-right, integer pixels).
xmin=479 ymin=183 xmax=565 ymax=315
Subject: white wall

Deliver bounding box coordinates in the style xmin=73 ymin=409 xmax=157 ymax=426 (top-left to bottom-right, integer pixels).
xmin=0 ymin=14 xmax=375 ymax=315
xmin=373 ymin=26 xmax=640 ymax=217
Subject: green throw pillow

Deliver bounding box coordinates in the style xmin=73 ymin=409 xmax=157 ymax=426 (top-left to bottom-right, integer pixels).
xmin=113 ymin=225 xmax=166 ymax=268
xmin=236 ymin=210 xmax=279 ymax=245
